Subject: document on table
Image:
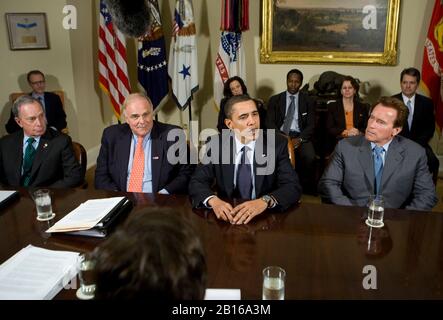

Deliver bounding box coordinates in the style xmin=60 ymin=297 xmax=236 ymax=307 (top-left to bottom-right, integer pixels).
xmin=47 ymin=196 xmax=126 ymax=232
xmin=0 ymin=245 xmax=79 ymax=300
xmin=204 ymin=289 xmax=241 ymax=300
xmin=0 ymin=190 xmax=18 ymax=205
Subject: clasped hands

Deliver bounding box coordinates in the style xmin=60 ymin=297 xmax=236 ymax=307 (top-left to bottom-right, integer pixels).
xmin=208 ymin=196 xmax=268 ymax=225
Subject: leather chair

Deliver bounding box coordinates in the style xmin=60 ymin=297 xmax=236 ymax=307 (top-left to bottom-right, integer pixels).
xmin=285 ymin=135 xmax=296 ymax=169
xmin=72 ymin=141 xmax=88 ymax=188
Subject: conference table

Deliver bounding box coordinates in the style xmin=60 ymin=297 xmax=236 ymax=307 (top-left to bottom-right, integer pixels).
xmin=1 ymin=187 xmax=443 ymax=300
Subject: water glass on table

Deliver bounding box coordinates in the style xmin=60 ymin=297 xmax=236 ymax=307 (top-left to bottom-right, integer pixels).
xmin=76 ymin=252 xmax=97 ymax=300
xmin=262 ymin=266 xmax=285 ymax=300
xmin=33 ymin=189 xmax=55 ymax=221
xmin=366 ymin=195 xmax=384 ymax=228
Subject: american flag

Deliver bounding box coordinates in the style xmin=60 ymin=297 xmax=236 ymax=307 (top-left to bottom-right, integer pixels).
xmin=98 ymin=0 xmax=131 ymax=120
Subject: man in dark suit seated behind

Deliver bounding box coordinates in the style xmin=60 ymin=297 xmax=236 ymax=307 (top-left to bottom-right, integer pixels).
xmin=95 ymin=93 xmax=193 ymax=194
xmin=189 ymin=95 xmax=301 ymax=225
xmin=0 ymin=95 xmax=82 ymax=188
xmin=5 ymin=70 xmax=67 ymax=134
xmin=318 ymin=96 xmax=437 ymax=211
xmin=392 ymin=67 xmax=439 ymax=183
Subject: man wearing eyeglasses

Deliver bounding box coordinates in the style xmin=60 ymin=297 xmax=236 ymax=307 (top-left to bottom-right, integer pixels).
xmin=95 ymin=93 xmax=194 ymax=194
xmin=5 ymin=70 xmax=67 ymax=134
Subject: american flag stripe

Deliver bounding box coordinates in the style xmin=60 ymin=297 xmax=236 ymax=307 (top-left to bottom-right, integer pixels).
xmin=98 ymin=0 xmax=131 ymax=120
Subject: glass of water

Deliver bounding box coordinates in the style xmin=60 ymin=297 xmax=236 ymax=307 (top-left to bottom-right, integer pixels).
xmin=262 ymin=266 xmax=285 ymax=300
xmin=76 ymin=253 xmax=96 ymax=300
xmin=33 ymin=189 xmax=55 ymax=221
xmin=366 ymin=195 xmax=384 ymax=228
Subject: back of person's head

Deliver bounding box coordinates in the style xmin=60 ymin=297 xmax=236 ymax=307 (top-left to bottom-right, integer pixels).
xmin=400 ymin=67 xmax=420 ymax=83
xmin=94 ymin=208 xmax=207 ymax=300
xmin=223 ymin=76 xmax=248 ymax=97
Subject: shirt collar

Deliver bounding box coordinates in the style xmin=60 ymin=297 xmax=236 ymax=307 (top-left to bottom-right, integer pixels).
xmin=23 ymin=134 xmax=41 ymax=145
xmin=234 ymin=135 xmax=256 ymax=155
xmin=370 ymin=139 xmax=392 ymax=152
xmin=401 ymin=93 xmax=415 ymax=105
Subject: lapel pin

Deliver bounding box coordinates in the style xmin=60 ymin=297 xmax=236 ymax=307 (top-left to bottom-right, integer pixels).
xmin=43 ymin=143 xmax=48 ymax=148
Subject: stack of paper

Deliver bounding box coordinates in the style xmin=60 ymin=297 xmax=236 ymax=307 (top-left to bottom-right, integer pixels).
xmin=47 ymin=197 xmax=126 ymax=233
xmin=0 ymin=245 xmax=79 ymax=300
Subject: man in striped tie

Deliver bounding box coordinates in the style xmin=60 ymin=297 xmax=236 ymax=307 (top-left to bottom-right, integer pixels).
xmin=95 ymin=93 xmax=194 ymax=194
xmin=319 ymin=96 xmax=437 ymax=211
xmin=0 ymin=95 xmax=82 ymax=188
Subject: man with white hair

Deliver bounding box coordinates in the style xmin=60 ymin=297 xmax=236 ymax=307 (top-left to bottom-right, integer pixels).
xmin=95 ymin=93 xmax=193 ymax=194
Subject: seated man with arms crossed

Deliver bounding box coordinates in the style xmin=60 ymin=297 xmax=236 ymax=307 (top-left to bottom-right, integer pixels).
xmin=318 ymin=96 xmax=437 ymax=210
xmin=189 ymin=95 xmax=301 ymax=225
xmin=0 ymin=95 xmax=82 ymax=188
xmin=95 ymin=93 xmax=193 ymax=194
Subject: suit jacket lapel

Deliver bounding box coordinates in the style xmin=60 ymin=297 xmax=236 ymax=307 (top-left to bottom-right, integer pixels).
xmin=279 ymin=92 xmax=286 ymax=125
xmin=380 ymin=138 xmax=403 ymax=191
xmin=150 ymin=123 xmax=162 ymax=193
xmin=117 ymin=126 xmax=132 ymax=191
xmin=222 ymin=134 xmax=235 ymax=197
xmin=29 ymin=131 xmax=51 ymax=181
xmin=254 ymin=133 xmax=267 ymax=196
xmin=357 ymin=137 xmax=374 ymax=191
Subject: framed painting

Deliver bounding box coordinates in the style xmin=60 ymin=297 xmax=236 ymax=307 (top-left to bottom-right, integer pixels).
xmin=260 ymin=0 xmax=400 ymax=65
xmin=5 ymin=13 xmax=50 ymax=50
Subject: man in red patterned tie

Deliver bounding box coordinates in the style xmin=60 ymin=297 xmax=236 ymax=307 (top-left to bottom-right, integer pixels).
xmin=95 ymin=93 xmax=193 ymax=194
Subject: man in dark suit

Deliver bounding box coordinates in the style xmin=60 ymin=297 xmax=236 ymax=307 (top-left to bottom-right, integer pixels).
xmin=0 ymin=96 xmax=82 ymax=188
xmin=189 ymin=95 xmax=301 ymax=225
xmin=95 ymin=93 xmax=193 ymax=194
xmin=392 ymin=67 xmax=439 ymax=183
xmin=318 ymin=96 xmax=437 ymax=211
xmin=5 ymin=70 xmax=67 ymax=134
xmin=266 ymin=69 xmax=317 ymax=194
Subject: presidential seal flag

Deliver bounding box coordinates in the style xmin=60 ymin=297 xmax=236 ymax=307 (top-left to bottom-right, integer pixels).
xmin=98 ymin=0 xmax=131 ymax=120
xmin=138 ymin=0 xmax=168 ymax=109
xmin=422 ymin=0 xmax=443 ymax=131
xmin=168 ymin=0 xmax=199 ymax=110
xmin=213 ymin=0 xmax=249 ymax=109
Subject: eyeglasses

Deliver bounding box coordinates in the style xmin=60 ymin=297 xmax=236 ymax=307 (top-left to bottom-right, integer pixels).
xmin=30 ymin=80 xmax=45 ymax=85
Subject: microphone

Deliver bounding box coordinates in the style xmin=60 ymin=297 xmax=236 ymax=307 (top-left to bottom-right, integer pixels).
xmin=104 ymin=0 xmax=151 ymax=37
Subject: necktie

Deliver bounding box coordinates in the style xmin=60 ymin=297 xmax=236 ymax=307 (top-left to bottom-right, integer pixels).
xmin=282 ymin=96 xmax=295 ymax=135
xmin=235 ymin=146 xmax=252 ymax=200
xmin=127 ymin=137 xmax=145 ymax=192
xmin=406 ymin=100 xmax=413 ymax=129
xmin=373 ymin=146 xmax=384 ymax=195
xmin=22 ymin=137 xmax=36 ymax=186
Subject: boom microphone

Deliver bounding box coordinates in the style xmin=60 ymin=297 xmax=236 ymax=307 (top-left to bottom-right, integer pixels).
xmin=104 ymin=0 xmax=151 ymax=37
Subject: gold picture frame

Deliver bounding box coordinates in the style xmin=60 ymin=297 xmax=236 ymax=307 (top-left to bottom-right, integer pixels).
xmin=261 ymin=0 xmax=400 ymax=65
xmin=5 ymin=12 xmax=50 ymax=50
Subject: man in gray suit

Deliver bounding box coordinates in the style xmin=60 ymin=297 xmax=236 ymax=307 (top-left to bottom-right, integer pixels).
xmin=318 ymin=96 xmax=437 ymax=211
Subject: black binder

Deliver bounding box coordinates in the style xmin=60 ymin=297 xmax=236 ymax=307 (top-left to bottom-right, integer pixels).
xmin=0 ymin=190 xmax=20 ymax=210
xmin=63 ymin=197 xmax=133 ymax=238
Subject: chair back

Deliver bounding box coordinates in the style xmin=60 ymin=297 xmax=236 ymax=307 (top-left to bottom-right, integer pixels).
xmin=286 ymin=136 xmax=296 ymax=169
xmin=9 ymin=90 xmax=65 ymax=108
xmin=72 ymin=141 xmax=88 ymax=188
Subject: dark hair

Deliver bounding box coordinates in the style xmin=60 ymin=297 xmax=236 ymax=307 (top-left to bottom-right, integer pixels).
xmin=400 ymin=67 xmax=420 ymax=83
xmin=12 ymin=95 xmax=43 ymax=118
xmin=369 ymin=96 xmax=408 ymax=128
xmin=27 ymin=70 xmax=45 ymax=83
xmin=224 ymin=94 xmax=255 ymax=119
xmin=286 ymin=69 xmax=303 ymax=83
xmin=94 ymin=208 xmax=207 ymax=300
xmin=339 ymin=75 xmax=360 ymax=98
xmin=223 ymin=76 xmax=248 ymax=98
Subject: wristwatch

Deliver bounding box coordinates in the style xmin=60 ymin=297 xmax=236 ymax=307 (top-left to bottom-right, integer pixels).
xmin=260 ymin=195 xmax=273 ymax=208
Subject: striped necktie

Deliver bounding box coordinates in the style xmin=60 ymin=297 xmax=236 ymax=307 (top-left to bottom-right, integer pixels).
xmin=22 ymin=137 xmax=36 ymax=186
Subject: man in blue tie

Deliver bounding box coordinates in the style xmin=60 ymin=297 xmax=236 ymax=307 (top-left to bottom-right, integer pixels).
xmin=190 ymin=95 xmax=301 ymax=224
xmin=0 ymin=95 xmax=82 ymax=188
xmin=392 ymin=67 xmax=439 ymax=183
xmin=318 ymin=96 xmax=437 ymax=211
xmin=5 ymin=70 xmax=67 ymax=134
